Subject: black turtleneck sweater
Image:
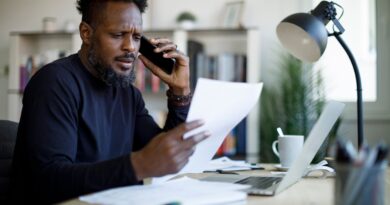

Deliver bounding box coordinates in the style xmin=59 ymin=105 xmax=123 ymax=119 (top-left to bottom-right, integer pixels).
xmin=9 ymin=54 xmax=189 ymax=204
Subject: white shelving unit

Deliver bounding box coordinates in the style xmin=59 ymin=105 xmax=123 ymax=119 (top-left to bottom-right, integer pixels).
xmin=8 ymin=31 xmax=81 ymax=122
xmin=8 ymin=28 xmax=261 ymax=161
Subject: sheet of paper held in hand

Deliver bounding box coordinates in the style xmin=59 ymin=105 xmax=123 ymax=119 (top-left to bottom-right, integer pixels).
xmin=153 ymin=78 xmax=263 ymax=184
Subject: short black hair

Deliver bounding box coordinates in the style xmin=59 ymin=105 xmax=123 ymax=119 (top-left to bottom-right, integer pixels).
xmin=76 ymin=0 xmax=148 ymax=25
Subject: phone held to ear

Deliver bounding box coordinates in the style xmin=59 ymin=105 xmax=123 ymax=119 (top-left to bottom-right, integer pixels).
xmin=139 ymin=36 xmax=175 ymax=74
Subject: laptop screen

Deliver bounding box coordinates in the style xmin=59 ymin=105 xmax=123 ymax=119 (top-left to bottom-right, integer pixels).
xmin=276 ymin=101 xmax=345 ymax=193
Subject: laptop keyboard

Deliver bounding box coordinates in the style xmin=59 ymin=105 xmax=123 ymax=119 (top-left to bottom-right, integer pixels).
xmin=236 ymin=176 xmax=282 ymax=189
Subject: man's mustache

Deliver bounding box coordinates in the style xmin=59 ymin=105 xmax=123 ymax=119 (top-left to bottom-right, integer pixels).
xmin=115 ymin=53 xmax=136 ymax=61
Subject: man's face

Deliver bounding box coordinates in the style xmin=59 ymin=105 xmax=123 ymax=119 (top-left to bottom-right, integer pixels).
xmin=88 ymin=2 xmax=142 ymax=87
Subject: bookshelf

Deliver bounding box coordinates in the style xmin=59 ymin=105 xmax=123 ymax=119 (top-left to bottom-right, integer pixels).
xmin=8 ymin=31 xmax=81 ymax=122
xmin=8 ymin=28 xmax=261 ymax=161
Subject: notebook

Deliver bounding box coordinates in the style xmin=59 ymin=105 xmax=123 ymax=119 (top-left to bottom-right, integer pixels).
xmin=201 ymin=101 xmax=345 ymax=196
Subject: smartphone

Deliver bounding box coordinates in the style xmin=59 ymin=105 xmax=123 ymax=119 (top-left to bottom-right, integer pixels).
xmin=139 ymin=36 xmax=175 ymax=74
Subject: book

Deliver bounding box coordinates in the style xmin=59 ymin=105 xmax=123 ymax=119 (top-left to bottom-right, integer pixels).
xmin=187 ymin=40 xmax=204 ymax=90
xmin=215 ymin=118 xmax=246 ymax=157
xmin=19 ymin=56 xmax=36 ymax=92
xmin=151 ymin=73 xmax=160 ymax=93
xmin=192 ymin=52 xmax=248 ymax=157
xmin=135 ymin=60 xmax=146 ymax=92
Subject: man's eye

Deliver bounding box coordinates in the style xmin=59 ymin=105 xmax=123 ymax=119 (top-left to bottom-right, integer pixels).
xmin=134 ymin=35 xmax=142 ymax=41
xmin=112 ymin=33 xmax=123 ymax=38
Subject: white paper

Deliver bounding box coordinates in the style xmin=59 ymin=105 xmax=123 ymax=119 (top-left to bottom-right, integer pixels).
xmin=203 ymin=156 xmax=261 ymax=171
xmin=79 ymin=177 xmax=249 ymax=205
xmin=154 ymin=78 xmax=263 ymax=183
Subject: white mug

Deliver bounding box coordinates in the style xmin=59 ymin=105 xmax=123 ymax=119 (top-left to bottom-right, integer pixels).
xmin=272 ymin=135 xmax=304 ymax=168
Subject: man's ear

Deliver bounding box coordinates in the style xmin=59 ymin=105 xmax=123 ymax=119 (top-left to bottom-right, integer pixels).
xmin=79 ymin=22 xmax=93 ymax=45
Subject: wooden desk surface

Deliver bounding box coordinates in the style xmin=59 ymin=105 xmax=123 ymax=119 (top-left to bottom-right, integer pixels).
xmin=60 ymin=164 xmax=390 ymax=205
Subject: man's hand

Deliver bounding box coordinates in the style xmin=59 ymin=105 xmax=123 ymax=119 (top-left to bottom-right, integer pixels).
xmin=139 ymin=38 xmax=190 ymax=95
xmin=131 ymin=120 xmax=210 ymax=180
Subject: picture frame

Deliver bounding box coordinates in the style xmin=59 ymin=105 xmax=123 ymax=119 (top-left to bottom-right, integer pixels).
xmin=222 ymin=1 xmax=244 ymax=28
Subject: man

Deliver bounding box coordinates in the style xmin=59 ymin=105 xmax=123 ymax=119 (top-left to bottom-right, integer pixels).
xmin=9 ymin=0 xmax=209 ymax=204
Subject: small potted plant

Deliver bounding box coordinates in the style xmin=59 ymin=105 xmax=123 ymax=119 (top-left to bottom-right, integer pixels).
xmin=176 ymin=11 xmax=197 ymax=29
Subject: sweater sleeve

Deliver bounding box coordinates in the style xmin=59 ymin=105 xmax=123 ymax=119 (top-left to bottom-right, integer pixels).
xmin=16 ymin=66 xmax=140 ymax=204
xmin=131 ymin=89 xmax=190 ymax=151
xmin=164 ymin=102 xmax=190 ymax=130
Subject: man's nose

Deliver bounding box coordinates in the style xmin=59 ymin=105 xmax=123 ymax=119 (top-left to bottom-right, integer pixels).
xmin=122 ymin=37 xmax=136 ymax=52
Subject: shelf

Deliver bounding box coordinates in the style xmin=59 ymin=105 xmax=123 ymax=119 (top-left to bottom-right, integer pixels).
xmin=7 ymin=31 xmax=82 ymax=122
xmin=144 ymin=27 xmax=258 ymax=33
xmin=10 ymin=30 xmax=77 ymax=36
xmin=7 ymin=89 xmax=23 ymax=95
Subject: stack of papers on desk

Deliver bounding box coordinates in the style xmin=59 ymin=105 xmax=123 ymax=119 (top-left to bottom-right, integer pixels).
xmin=79 ymin=177 xmax=249 ymax=205
xmin=204 ymin=156 xmax=262 ymax=172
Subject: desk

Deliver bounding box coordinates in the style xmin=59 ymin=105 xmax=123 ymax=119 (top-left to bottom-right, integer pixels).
xmin=60 ymin=164 xmax=390 ymax=205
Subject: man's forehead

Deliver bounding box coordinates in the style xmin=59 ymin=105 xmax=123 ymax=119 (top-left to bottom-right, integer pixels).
xmin=99 ymin=1 xmax=142 ymax=26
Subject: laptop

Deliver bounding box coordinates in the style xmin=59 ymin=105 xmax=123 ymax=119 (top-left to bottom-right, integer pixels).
xmin=201 ymin=101 xmax=345 ymax=196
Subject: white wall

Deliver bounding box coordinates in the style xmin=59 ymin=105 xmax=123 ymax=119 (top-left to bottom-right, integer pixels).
xmin=0 ymin=0 xmax=389 ymax=148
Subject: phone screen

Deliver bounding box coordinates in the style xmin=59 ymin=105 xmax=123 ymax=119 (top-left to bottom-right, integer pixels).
xmin=139 ymin=36 xmax=175 ymax=74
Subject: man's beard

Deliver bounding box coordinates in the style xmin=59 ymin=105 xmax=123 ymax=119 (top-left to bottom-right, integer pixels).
xmin=87 ymin=45 xmax=136 ymax=88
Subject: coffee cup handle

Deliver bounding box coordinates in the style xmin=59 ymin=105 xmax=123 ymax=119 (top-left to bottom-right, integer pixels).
xmin=272 ymin=141 xmax=279 ymax=157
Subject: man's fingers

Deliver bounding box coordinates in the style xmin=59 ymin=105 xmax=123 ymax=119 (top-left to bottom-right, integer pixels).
xmin=165 ymin=130 xmax=207 ymax=160
xmin=162 ymin=50 xmax=186 ymax=60
xmin=154 ymin=43 xmax=177 ymax=53
xmin=172 ymin=149 xmax=193 ymax=164
xmin=173 ymin=120 xmax=205 ymax=136
xmin=182 ymin=130 xmax=211 ymax=149
xmin=190 ymin=130 xmax=211 ymax=143
xmin=150 ymin=38 xmax=172 ymax=45
xmin=176 ymin=157 xmax=190 ymax=172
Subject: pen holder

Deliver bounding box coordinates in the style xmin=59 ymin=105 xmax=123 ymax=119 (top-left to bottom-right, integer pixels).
xmin=335 ymin=162 xmax=387 ymax=205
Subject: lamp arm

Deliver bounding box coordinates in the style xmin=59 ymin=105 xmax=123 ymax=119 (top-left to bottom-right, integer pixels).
xmin=333 ymin=33 xmax=364 ymax=148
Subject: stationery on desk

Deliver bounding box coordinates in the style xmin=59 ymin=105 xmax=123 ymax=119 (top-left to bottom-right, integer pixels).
xmin=334 ymin=140 xmax=388 ymax=205
xmin=203 ymin=156 xmax=263 ymax=173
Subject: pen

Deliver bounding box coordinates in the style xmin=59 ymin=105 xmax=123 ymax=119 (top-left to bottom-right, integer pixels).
xmin=375 ymin=144 xmax=388 ymax=164
xmin=249 ymin=163 xmax=265 ymax=170
xmin=335 ymin=140 xmax=354 ymax=163
xmin=163 ymin=202 xmax=181 ymax=205
xmin=216 ymin=169 xmax=239 ymax=175
xmin=202 ymin=170 xmax=238 ymax=174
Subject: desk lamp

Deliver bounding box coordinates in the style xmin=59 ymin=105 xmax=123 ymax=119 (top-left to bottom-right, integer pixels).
xmin=276 ymin=1 xmax=364 ymax=148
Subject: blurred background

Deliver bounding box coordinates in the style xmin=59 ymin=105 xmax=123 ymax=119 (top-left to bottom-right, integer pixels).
xmin=0 ymin=0 xmax=388 ymax=162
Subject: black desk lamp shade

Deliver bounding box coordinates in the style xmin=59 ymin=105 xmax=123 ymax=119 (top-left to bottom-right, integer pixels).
xmin=276 ymin=1 xmax=364 ymax=148
xmin=276 ymin=13 xmax=328 ymax=62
